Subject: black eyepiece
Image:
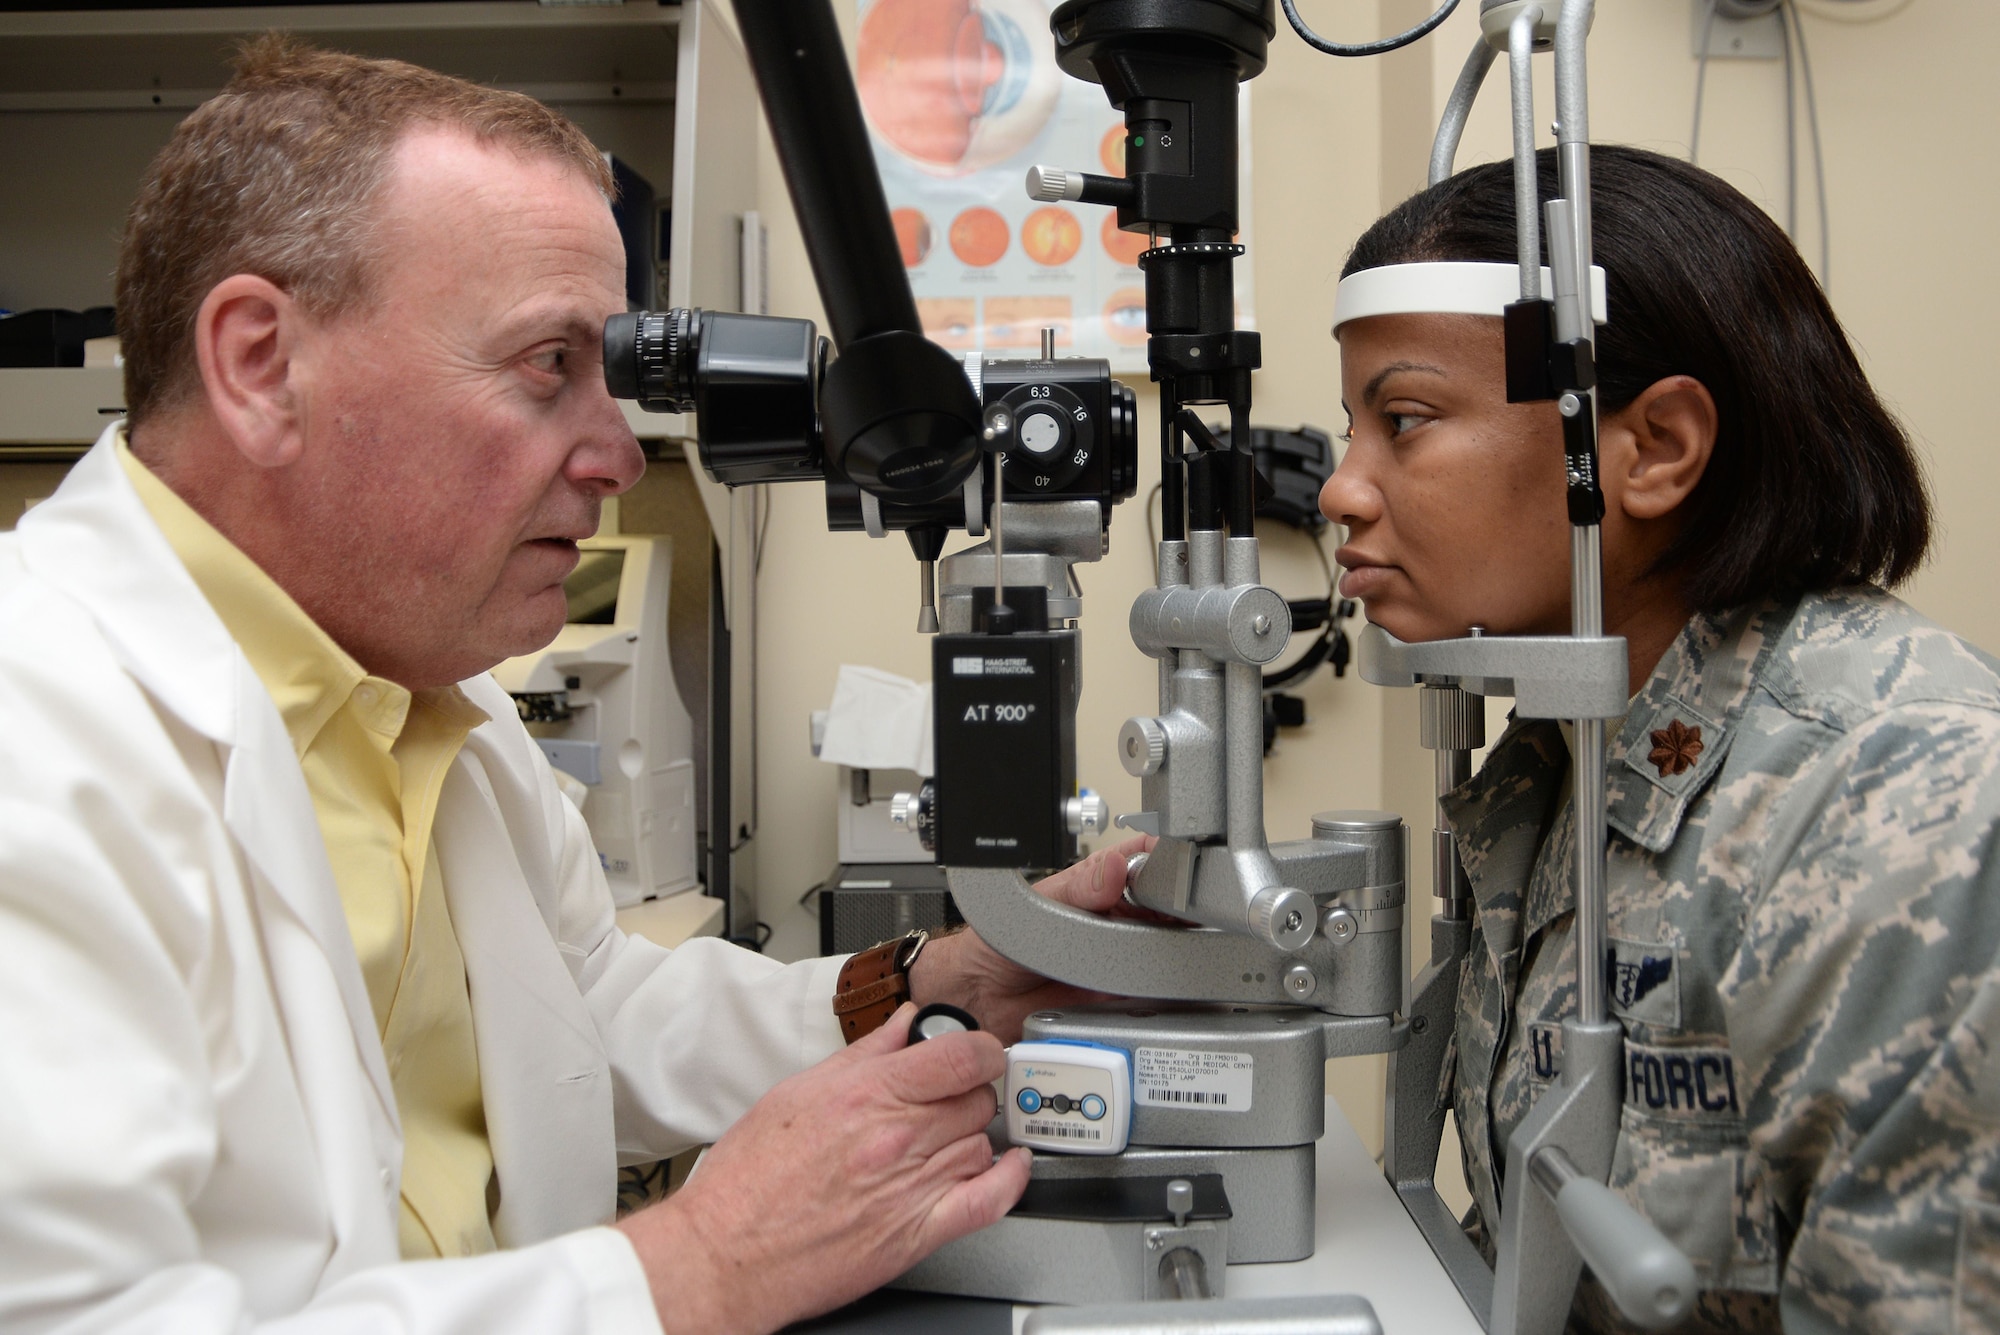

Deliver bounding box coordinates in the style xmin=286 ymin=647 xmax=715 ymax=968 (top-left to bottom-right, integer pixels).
xmin=601 ymin=308 xmax=700 ymax=414
xmin=603 ymin=311 xmax=642 ymax=401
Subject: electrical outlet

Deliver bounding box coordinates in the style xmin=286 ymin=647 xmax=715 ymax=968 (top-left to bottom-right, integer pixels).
xmin=1691 ymin=0 xmax=1784 ymax=60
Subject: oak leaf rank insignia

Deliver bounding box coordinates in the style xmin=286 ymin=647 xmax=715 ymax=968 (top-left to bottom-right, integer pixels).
xmin=1648 ymin=718 xmax=1704 ymax=777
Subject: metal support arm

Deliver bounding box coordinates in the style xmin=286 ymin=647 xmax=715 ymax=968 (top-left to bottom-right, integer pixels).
xmin=1356 ymin=624 xmax=1626 ymax=721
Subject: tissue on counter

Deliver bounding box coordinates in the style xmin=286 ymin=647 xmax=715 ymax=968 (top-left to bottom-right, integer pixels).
xmin=816 ymin=665 xmax=934 ymax=776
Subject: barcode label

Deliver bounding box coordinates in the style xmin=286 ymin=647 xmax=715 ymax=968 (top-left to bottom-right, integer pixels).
xmin=1134 ymin=1047 xmax=1254 ymax=1113
xmin=1024 ymin=1121 xmax=1103 ymax=1141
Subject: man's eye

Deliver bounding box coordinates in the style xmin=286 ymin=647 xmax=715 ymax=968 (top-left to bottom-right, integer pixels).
xmin=527 ymin=348 xmax=566 ymax=376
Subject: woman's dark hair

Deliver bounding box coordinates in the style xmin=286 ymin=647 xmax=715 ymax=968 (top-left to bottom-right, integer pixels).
xmin=1343 ymin=144 xmax=1931 ymax=610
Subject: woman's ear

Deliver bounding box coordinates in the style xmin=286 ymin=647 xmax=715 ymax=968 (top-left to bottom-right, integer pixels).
xmin=1604 ymin=374 xmax=1717 ymax=521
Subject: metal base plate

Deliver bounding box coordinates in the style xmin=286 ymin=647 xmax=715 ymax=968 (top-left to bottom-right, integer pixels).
xmin=1031 ymin=1143 xmax=1317 ymax=1263
xmin=897 ymin=1174 xmax=1231 ymax=1305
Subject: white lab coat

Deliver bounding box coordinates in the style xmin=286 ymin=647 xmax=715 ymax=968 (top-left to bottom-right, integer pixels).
xmin=0 ymin=430 xmax=847 ymax=1334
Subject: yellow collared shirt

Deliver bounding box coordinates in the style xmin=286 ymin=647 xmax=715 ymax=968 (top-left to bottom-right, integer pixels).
xmin=120 ymin=433 xmax=498 ymax=1260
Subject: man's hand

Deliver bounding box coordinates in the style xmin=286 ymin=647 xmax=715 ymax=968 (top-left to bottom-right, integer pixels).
xmin=617 ymin=1005 xmax=1029 ymax=1335
xmin=909 ymin=835 xmax=1156 ymax=1043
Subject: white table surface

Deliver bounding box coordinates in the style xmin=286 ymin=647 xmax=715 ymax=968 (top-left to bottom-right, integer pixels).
xmin=1010 ymin=1097 xmax=1485 ymax=1333
xmin=615 ymin=892 xmax=725 ymax=950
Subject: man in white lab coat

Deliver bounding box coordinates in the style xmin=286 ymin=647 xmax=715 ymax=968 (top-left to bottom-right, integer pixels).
xmin=0 ymin=37 xmax=1139 ymax=1335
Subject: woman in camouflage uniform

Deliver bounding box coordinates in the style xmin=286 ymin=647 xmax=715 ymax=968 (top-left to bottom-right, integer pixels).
xmin=1324 ymin=145 xmax=2000 ymax=1333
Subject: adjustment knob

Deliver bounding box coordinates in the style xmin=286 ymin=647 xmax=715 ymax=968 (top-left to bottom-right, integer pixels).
xmin=1118 ymin=717 xmax=1168 ymax=777
xmin=889 ymin=782 xmax=938 ymax=852
xmin=1249 ymin=887 xmax=1318 ymax=954
xmin=1026 ymin=165 xmax=1084 ymax=202
xmin=1065 ymin=792 xmax=1109 ymax=836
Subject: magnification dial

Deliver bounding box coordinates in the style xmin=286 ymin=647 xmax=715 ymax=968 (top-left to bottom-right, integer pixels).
xmin=996 ymin=380 xmax=1096 ymax=493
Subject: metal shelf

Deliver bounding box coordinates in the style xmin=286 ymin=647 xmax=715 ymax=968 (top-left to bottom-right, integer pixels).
xmin=0 ymin=2 xmax=680 ymax=109
xmin=0 ymin=368 xmax=125 ymax=445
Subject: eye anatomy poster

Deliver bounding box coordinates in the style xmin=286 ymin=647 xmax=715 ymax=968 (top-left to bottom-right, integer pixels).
xmin=853 ymin=0 xmax=1254 ymax=374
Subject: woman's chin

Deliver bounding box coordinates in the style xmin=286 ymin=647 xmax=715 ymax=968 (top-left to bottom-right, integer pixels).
xmin=1362 ymin=604 xmax=1467 ymax=646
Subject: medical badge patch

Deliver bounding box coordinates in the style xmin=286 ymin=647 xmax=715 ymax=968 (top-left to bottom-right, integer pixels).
xmin=1604 ymin=938 xmax=1681 ymax=1029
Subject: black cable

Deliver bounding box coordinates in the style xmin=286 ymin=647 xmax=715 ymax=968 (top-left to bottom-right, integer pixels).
xmin=1281 ymin=0 xmax=1461 ymax=58
xmin=1786 ymin=0 xmax=1833 ymax=287
xmin=1779 ymin=1 xmax=1797 ymax=238
xmin=1691 ymin=0 xmax=1719 ymax=163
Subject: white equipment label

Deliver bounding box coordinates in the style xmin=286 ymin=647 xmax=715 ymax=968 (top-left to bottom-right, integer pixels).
xmin=1022 ymin=1119 xmax=1107 ymax=1145
xmin=1134 ymin=1047 xmax=1253 ymax=1112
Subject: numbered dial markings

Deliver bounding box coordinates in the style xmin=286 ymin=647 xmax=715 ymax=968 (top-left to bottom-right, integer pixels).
xmin=999 ymin=382 xmax=1094 ymax=492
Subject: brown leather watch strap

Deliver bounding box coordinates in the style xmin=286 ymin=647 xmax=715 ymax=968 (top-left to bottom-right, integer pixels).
xmin=832 ymin=932 xmax=922 ymax=1044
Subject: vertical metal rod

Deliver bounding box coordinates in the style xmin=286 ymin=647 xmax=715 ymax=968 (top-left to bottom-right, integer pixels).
xmin=1435 ymin=748 xmax=1473 ymax=919
xmin=1430 ymin=37 xmax=1497 ymax=187
xmin=1041 ymin=326 xmax=1056 ymax=360
xmin=1509 ymin=7 xmax=1544 ymax=297
xmin=991 ymin=453 xmax=1006 ymax=614
xmin=1554 ymin=3 xmax=1597 ymax=326
xmin=1223 ymin=538 xmax=1267 ymax=855
xmin=917 ymin=559 xmax=938 ymax=635
xmin=1554 ymin=0 xmax=1607 ymax=1027
xmin=1420 ymin=683 xmax=1483 ymax=921
xmin=1228 ymin=397 xmax=1256 ymax=537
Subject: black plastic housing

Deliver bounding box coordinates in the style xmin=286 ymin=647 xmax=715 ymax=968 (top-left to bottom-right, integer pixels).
xmin=932 ymin=630 xmax=1080 ymax=871
xmin=606 ymin=309 xmax=828 ymax=487
xmin=984 ymin=355 xmax=1141 ymax=517
xmin=820 ymin=329 xmax=984 ymax=504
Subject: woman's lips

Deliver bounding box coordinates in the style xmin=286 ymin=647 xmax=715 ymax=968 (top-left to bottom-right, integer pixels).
xmin=1337 ymin=563 xmax=1395 ymax=599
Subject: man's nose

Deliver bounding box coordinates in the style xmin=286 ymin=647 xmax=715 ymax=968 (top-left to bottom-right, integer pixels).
xmin=572 ymin=393 xmax=647 ymax=497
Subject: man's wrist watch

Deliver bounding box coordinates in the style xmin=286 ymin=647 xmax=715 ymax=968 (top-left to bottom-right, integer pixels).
xmin=831 ymin=928 xmax=933 ymax=1044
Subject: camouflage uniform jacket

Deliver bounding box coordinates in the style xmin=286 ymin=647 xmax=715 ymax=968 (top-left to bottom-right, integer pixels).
xmin=1442 ymin=587 xmax=2000 ymax=1333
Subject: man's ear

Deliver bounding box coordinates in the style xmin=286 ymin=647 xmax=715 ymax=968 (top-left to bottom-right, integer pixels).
xmin=1603 ymin=374 xmax=1717 ymax=522
xmin=192 ymin=275 xmax=308 ymax=468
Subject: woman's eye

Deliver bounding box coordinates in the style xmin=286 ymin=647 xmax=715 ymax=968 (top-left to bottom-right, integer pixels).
xmin=1386 ymin=412 xmax=1425 ymax=436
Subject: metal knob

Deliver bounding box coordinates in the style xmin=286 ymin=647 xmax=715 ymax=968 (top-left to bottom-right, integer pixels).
xmin=1065 ymin=792 xmax=1109 ymax=837
xmin=1250 ymin=887 xmax=1317 ymax=953
xmin=889 ymin=792 xmax=919 ymax=827
xmin=1321 ymin=906 xmax=1359 ymax=945
xmin=1118 ymin=717 xmax=1168 ymax=777
xmin=1026 ymin=164 xmax=1084 ymax=201
xmin=1166 ymin=1179 xmax=1193 ymax=1228
xmin=1419 ymin=682 xmax=1485 ymax=751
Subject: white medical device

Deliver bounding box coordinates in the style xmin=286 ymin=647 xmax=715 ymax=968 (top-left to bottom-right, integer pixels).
xmin=493 ymin=535 xmax=697 ymax=908
xmin=1005 ymin=1041 xmax=1133 ymax=1157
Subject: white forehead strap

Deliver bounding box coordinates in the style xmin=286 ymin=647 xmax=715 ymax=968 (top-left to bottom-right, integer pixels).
xmin=1331 ymin=261 xmax=1608 ymax=335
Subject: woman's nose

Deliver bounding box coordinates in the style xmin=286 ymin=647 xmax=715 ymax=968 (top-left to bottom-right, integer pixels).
xmin=1319 ymin=456 xmax=1380 ymax=529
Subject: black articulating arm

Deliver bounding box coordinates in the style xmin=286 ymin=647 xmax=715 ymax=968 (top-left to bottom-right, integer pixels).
xmin=729 ymin=0 xmax=983 ymax=508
